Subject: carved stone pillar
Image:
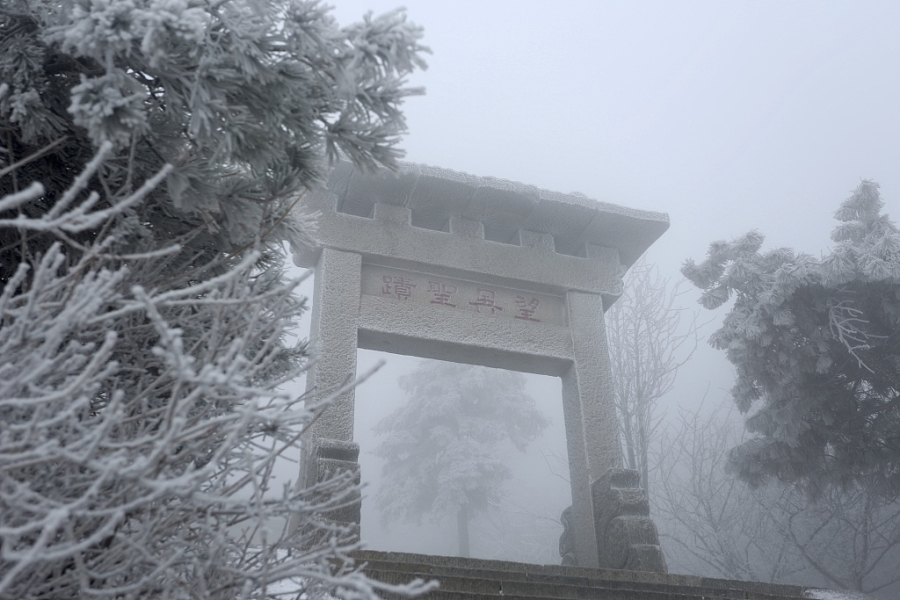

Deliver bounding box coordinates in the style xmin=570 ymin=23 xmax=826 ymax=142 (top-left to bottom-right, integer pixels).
xmin=592 ymin=468 xmax=667 ymax=572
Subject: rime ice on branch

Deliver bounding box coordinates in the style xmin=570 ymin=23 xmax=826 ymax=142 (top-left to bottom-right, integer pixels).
xmin=683 ymin=181 xmax=900 ymax=499
xmin=0 ymin=0 xmax=431 ymax=597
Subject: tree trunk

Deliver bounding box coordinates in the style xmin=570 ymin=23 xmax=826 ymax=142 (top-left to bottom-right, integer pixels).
xmin=457 ymin=504 xmax=470 ymax=557
xmin=637 ymin=402 xmax=650 ymax=495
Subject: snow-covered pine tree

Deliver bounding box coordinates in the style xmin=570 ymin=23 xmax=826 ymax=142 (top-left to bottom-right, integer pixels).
xmin=373 ymin=361 xmax=549 ymax=558
xmin=0 ymin=1 xmax=430 ymax=597
xmin=682 ymin=181 xmax=900 ymax=499
xmin=1 ymin=0 xmax=427 ymax=280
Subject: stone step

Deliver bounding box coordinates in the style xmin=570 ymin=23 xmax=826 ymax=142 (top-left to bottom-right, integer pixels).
xmin=378 ymin=593 xmax=804 ymax=600
xmin=367 ymin=568 xmax=808 ymax=600
xmin=351 ymin=551 xmax=814 ymax=600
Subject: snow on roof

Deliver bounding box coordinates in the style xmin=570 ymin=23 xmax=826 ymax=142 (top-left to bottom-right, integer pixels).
xmin=803 ymin=589 xmax=877 ymax=600
xmin=324 ymin=160 xmax=669 ymax=268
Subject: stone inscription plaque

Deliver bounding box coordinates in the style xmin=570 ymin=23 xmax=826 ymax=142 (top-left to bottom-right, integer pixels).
xmin=361 ymin=264 xmax=567 ymax=326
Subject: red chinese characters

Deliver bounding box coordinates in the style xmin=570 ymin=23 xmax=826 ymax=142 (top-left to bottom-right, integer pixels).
xmin=469 ymin=288 xmax=503 ymax=314
xmin=377 ymin=271 xmax=547 ymax=323
xmin=514 ymin=295 xmax=540 ymax=321
xmin=428 ymin=281 xmax=457 ymax=307
xmin=382 ymin=275 xmax=416 ymax=300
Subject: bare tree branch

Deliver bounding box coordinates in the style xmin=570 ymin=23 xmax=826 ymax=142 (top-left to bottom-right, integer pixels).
xmin=606 ymin=255 xmax=707 ymax=492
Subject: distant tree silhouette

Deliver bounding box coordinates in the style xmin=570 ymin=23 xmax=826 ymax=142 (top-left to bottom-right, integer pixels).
xmin=373 ymin=360 xmax=549 ymax=557
xmin=606 ymin=256 xmax=701 ymax=493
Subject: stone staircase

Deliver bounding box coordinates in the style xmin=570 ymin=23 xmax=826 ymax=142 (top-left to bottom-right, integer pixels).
xmin=352 ymin=550 xmax=834 ymax=600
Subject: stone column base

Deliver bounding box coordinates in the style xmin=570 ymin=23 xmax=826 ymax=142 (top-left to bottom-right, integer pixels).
xmin=558 ymin=468 xmax=667 ymax=572
xmin=593 ymin=468 xmax=666 ymax=572
xmin=287 ymin=438 xmax=361 ymax=545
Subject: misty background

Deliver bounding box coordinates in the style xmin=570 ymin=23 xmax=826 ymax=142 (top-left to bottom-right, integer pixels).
xmin=272 ymin=0 xmax=899 ymax=590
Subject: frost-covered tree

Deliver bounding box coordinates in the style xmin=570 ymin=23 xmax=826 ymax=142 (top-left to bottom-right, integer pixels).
xmin=652 ymin=403 xmax=805 ymax=583
xmin=1 ymin=0 xmax=427 ymax=281
xmin=605 ymin=256 xmax=700 ymax=493
xmin=0 ymin=161 xmax=424 ymax=599
xmin=778 ymin=481 xmax=900 ymax=597
xmin=682 ymin=181 xmax=900 ymax=498
xmin=0 ymin=1 xmax=430 ymax=597
xmin=653 ymin=403 xmax=900 ymax=599
xmin=373 ymin=361 xmax=549 ymax=558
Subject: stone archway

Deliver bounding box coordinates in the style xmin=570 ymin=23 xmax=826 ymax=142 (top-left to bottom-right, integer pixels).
xmin=290 ymin=161 xmax=668 ymax=569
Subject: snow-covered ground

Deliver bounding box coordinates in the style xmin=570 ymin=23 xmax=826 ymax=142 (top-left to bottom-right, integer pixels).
xmin=803 ymin=589 xmax=876 ymax=600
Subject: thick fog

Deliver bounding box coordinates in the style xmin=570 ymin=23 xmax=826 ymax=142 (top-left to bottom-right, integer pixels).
xmin=275 ymin=282 xmax=574 ymax=564
xmin=353 ymin=351 xmax=570 ymax=563
xmin=274 ymin=0 xmax=900 ymax=594
xmin=323 ymin=0 xmax=900 ymax=430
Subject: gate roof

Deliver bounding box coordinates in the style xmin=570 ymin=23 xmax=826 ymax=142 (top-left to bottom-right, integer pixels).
xmin=323 ymin=161 xmax=669 ymax=268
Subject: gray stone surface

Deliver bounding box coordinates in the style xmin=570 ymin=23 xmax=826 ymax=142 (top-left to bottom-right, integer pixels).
xmin=566 ymin=292 xmax=621 ymax=482
xmin=358 ymin=294 xmax=574 ymax=376
xmin=360 ymin=264 xmax=568 ymax=325
xmin=303 ymin=248 xmax=361 ymax=443
xmin=292 ymin=162 xmax=670 ymax=569
xmin=592 ymin=469 xmax=666 ymax=573
xmin=288 ymin=437 xmax=362 ymax=542
xmin=558 ymin=507 xmax=577 ymax=566
xmin=352 ymin=549 xmax=824 ymax=600
xmin=313 ymin=160 xmax=670 ymax=268
xmin=295 ymin=189 xmax=625 ymax=296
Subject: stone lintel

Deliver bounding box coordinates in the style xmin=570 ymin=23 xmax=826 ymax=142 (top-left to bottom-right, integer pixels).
xmin=364 ymin=264 xmax=567 ymax=326
xmin=295 ymin=191 xmax=622 ymax=298
xmin=357 ymin=295 xmax=573 ymax=376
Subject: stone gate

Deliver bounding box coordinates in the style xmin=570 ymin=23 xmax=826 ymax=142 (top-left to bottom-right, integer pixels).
xmin=291 ymin=161 xmax=669 ymax=569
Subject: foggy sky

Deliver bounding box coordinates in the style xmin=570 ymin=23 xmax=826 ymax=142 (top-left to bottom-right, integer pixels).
xmin=282 ymin=0 xmax=900 ymax=561
xmin=329 ymin=0 xmax=900 ymax=420
xmin=330 ymin=0 xmax=900 ymax=271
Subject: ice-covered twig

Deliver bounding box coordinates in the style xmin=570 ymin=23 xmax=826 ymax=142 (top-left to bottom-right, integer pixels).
xmin=0 ymin=162 xmax=423 ymax=600
xmin=829 ymin=300 xmax=882 ymax=373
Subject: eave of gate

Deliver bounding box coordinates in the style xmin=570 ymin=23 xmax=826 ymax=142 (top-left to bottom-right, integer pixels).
xmin=296 ymin=190 xmax=623 ymax=298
